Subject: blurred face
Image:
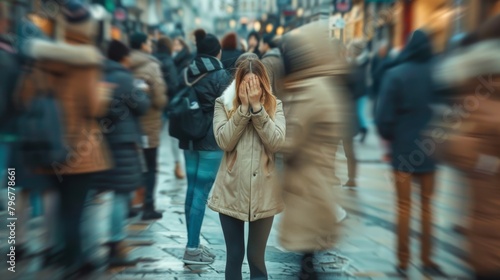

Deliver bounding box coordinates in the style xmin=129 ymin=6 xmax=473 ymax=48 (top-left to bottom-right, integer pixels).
xmin=259 ymin=40 xmax=269 ymax=54
xmin=243 ymin=73 xmax=262 ymax=93
xmin=173 ymin=39 xmax=183 ymax=53
xmin=248 ymin=36 xmax=258 ymax=49
xmin=142 ymin=39 xmax=153 ymax=54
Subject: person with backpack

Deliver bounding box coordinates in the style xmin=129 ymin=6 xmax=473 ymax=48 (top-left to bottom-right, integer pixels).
xmin=129 ymin=32 xmax=167 ymax=221
xmin=17 ymin=2 xmax=113 ymax=276
xmin=93 ymin=40 xmax=151 ymax=267
xmin=209 ymin=58 xmax=286 ymax=280
xmin=177 ymin=29 xmax=231 ymax=264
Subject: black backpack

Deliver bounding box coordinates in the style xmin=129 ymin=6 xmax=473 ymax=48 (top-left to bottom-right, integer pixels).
xmin=17 ymin=68 xmax=68 ymax=168
xmin=168 ymin=69 xmax=209 ymax=142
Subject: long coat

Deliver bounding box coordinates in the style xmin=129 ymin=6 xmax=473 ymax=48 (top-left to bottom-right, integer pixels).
xmin=130 ymin=50 xmax=167 ymax=148
xmin=208 ymin=84 xmax=286 ymax=222
xmin=278 ymin=22 xmax=351 ymax=252
xmin=93 ymin=60 xmax=151 ymax=192
xmin=436 ymin=39 xmax=500 ymax=276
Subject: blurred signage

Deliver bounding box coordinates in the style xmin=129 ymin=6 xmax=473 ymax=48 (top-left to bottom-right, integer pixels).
xmin=333 ymin=0 xmax=353 ymax=13
xmin=114 ymin=8 xmax=127 ymax=21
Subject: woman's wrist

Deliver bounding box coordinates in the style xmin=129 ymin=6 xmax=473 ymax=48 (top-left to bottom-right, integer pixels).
xmin=240 ymin=104 xmax=249 ymax=114
xmin=251 ymin=103 xmax=262 ymax=113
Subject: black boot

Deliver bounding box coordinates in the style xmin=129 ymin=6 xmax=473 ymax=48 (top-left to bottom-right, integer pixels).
xmin=299 ymin=253 xmax=318 ymax=280
xmin=141 ymin=205 xmax=163 ymax=220
xmin=108 ymin=241 xmax=139 ymax=267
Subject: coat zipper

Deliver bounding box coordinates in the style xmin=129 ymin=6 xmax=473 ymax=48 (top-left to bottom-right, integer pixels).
xmin=249 ymin=126 xmax=254 ymax=221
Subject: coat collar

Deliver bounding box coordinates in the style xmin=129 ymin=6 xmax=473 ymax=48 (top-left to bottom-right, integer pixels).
xmin=221 ymin=79 xmax=236 ymax=111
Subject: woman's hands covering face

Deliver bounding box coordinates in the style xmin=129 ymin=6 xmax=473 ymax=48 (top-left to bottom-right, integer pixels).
xmin=246 ymin=75 xmax=262 ymax=112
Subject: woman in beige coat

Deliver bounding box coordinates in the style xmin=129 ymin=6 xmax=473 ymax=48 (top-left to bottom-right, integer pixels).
xmin=208 ymin=58 xmax=286 ymax=280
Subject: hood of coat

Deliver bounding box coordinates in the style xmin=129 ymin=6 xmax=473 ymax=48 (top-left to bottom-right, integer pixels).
xmin=262 ymin=48 xmax=281 ymax=59
xmin=282 ymin=20 xmax=349 ymax=83
xmin=221 ymin=79 xmax=237 ymax=111
xmin=186 ymin=54 xmax=224 ymax=80
xmin=436 ymin=39 xmax=500 ymax=87
xmin=129 ymin=50 xmax=160 ymax=70
xmin=398 ymin=29 xmax=433 ymax=63
xmin=26 ymin=38 xmax=102 ymax=66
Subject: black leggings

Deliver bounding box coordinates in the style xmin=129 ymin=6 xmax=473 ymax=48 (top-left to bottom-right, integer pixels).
xmin=219 ymin=213 xmax=274 ymax=280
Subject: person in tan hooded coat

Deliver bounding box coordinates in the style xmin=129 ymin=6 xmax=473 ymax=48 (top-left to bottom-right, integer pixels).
xmin=436 ymin=15 xmax=500 ymax=280
xmin=278 ymin=21 xmax=351 ymax=280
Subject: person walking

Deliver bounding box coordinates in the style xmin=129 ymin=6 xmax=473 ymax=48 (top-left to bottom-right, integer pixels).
xmin=277 ymin=22 xmax=350 ymax=280
xmin=220 ymin=32 xmax=244 ymax=75
xmin=173 ymin=36 xmax=193 ymax=74
xmin=180 ymin=29 xmax=231 ymax=264
xmin=155 ymin=36 xmax=185 ymax=179
xmin=436 ymin=15 xmax=500 ymax=280
xmin=247 ymin=30 xmax=261 ymax=58
xmin=259 ymin=34 xmax=285 ymax=100
xmin=94 ymin=40 xmax=151 ymax=267
xmin=129 ymin=32 xmax=167 ymax=220
xmin=209 ymin=57 xmax=286 ymax=280
xmin=375 ymin=30 xmax=442 ymax=277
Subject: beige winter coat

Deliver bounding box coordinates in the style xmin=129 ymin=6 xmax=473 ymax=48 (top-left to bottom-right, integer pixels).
xmin=208 ymin=83 xmax=286 ymax=222
xmin=130 ymin=50 xmax=167 ymax=148
xmin=278 ymin=21 xmax=351 ymax=252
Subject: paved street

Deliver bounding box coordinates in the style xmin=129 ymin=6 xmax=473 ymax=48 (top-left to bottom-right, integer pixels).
xmin=1 ymin=124 xmax=473 ymax=279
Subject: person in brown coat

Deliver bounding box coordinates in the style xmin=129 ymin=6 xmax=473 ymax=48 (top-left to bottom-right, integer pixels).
xmin=436 ymin=15 xmax=500 ymax=280
xmin=17 ymin=2 xmax=112 ymax=275
xmin=259 ymin=33 xmax=285 ymax=100
xmin=209 ymin=58 xmax=286 ymax=279
xmin=129 ymin=32 xmax=167 ymax=220
xmin=278 ymin=21 xmax=351 ymax=280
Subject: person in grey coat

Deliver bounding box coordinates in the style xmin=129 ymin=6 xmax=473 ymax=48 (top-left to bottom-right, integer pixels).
xmin=375 ymin=30 xmax=443 ymax=277
xmin=94 ymin=40 xmax=151 ymax=267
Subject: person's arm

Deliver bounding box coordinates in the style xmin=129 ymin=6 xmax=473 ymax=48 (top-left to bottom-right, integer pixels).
xmin=251 ymin=101 xmax=286 ymax=153
xmin=213 ymin=98 xmax=251 ymax=152
xmin=375 ymin=71 xmax=399 ymax=141
xmin=149 ymin=62 xmax=167 ymax=110
xmin=117 ymin=72 xmax=151 ymax=116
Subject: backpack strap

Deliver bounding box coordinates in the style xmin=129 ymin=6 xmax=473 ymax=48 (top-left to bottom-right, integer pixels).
xmin=184 ymin=68 xmax=208 ymax=87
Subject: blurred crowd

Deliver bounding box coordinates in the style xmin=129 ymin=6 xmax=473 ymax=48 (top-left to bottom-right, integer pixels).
xmin=1 ymin=1 xmax=500 ymax=280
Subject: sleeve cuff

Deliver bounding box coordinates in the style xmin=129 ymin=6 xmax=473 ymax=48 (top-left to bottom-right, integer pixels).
xmin=251 ymin=107 xmax=269 ymax=128
xmin=233 ymin=105 xmax=251 ymax=126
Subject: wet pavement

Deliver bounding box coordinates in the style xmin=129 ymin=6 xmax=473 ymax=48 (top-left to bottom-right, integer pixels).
xmin=0 ymin=123 xmax=473 ymax=279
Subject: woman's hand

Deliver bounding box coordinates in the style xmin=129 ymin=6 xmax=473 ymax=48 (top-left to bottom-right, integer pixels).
xmin=247 ymin=75 xmax=262 ymax=112
xmin=239 ymin=80 xmax=249 ymax=113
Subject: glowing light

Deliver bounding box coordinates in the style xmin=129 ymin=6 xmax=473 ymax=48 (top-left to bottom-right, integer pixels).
xmin=195 ymin=17 xmax=202 ymax=25
xmin=276 ymin=26 xmax=284 ymax=36
xmin=266 ymin=23 xmax=273 ymax=33
xmin=253 ymin=21 xmax=261 ymax=32
xmin=229 ymin=19 xmax=237 ymax=29
xmin=297 ymin=8 xmax=304 ymax=17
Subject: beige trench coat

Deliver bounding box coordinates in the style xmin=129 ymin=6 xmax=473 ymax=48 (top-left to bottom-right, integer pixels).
xmin=208 ymin=92 xmax=286 ymax=222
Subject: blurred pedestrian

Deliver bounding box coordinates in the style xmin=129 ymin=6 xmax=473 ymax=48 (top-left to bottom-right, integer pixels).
xmin=347 ymin=39 xmax=370 ymax=143
xmin=173 ymin=36 xmax=193 ymax=74
xmin=278 ymin=22 xmax=350 ymax=280
xmin=220 ymin=32 xmax=244 ymax=75
xmin=259 ymin=34 xmax=285 ymax=100
xmin=155 ymin=36 xmax=184 ymax=179
xmin=94 ymin=40 xmax=151 ymax=267
xmin=17 ymin=1 xmax=113 ymax=276
xmin=247 ymin=30 xmax=261 ymax=58
xmin=129 ymin=32 xmax=167 ymax=220
xmin=209 ymin=58 xmax=286 ymax=280
xmin=375 ymin=30 xmax=442 ymax=277
xmin=436 ymin=15 xmax=500 ymax=280
xmin=180 ymin=29 xmax=230 ymax=265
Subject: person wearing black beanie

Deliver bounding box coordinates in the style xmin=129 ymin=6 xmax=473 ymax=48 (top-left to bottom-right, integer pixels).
xmin=179 ymin=29 xmax=231 ymax=265
xmin=95 ymin=39 xmax=151 ymax=266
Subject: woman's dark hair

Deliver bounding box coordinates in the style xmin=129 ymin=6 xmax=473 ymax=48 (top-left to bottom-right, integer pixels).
xmin=157 ymin=36 xmax=173 ymax=55
xmin=107 ymin=40 xmax=130 ymax=62
xmin=130 ymin=32 xmax=148 ymax=50
xmin=174 ymin=36 xmax=190 ymax=54
xmin=247 ymin=30 xmax=260 ymax=42
xmin=221 ymin=32 xmax=238 ymax=50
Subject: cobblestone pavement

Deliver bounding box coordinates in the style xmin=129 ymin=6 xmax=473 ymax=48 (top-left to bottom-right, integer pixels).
xmin=1 ymin=125 xmax=473 ymax=279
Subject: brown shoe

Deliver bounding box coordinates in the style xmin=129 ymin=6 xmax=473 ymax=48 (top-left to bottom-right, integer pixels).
xmin=175 ymin=163 xmax=185 ymax=179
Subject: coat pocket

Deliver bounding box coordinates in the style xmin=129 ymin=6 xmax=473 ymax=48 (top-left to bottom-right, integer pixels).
xmin=226 ymin=151 xmax=238 ymax=173
xmin=265 ymin=152 xmax=276 ymax=176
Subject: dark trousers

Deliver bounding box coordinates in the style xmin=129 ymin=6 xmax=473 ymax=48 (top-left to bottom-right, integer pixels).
xmin=53 ymin=173 xmax=91 ymax=267
xmin=219 ymin=213 xmax=274 ymax=280
xmin=342 ymin=137 xmax=357 ymax=181
xmin=143 ymin=148 xmax=158 ymax=209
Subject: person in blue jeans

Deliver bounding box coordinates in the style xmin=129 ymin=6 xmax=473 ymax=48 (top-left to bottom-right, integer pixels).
xmin=178 ymin=29 xmax=231 ymax=264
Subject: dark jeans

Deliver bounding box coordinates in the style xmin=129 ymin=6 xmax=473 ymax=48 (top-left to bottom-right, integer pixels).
xmin=143 ymin=148 xmax=158 ymax=209
xmin=52 ymin=173 xmax=91 ymax=268
xmin=342 ymin=137 xmax=357 ymax=181
xmin=219 ymin=213 xmax=274 ymax=280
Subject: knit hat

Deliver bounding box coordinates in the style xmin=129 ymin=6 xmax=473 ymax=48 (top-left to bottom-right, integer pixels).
xmin=130 ymin=33 xmax=148 ymax=50
xmin=107 ymin=40 xmax=130 ymax=62
xmin=62 ymin=0 xmax=91 ymax=23
xmin=194 ymin=29 xmax=221 ymax=57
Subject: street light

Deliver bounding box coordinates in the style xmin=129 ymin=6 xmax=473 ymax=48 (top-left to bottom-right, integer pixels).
xmin=253 ymin=21 xmax=261 ymax=32
xmin=226 ymin=5 xmax=234 ymax=14
xmin=229 ymin=19 xmax=236 ymax=29
xmin=276 ymin=26 xmax=284 ymax=36
xmin=195 ymin=17 xmax=201 ymax=25
xmin=266 ymin=23 xmax=273 ymax=33
xmin=297 ymin=7 xmax=304 ymax=17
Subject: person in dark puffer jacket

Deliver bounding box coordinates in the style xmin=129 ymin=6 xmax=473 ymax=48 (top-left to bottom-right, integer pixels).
xmin=180 ymin=29 xmax=231 ymax=265
xmin=94 ymin=40 xmax=151 ymax=267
